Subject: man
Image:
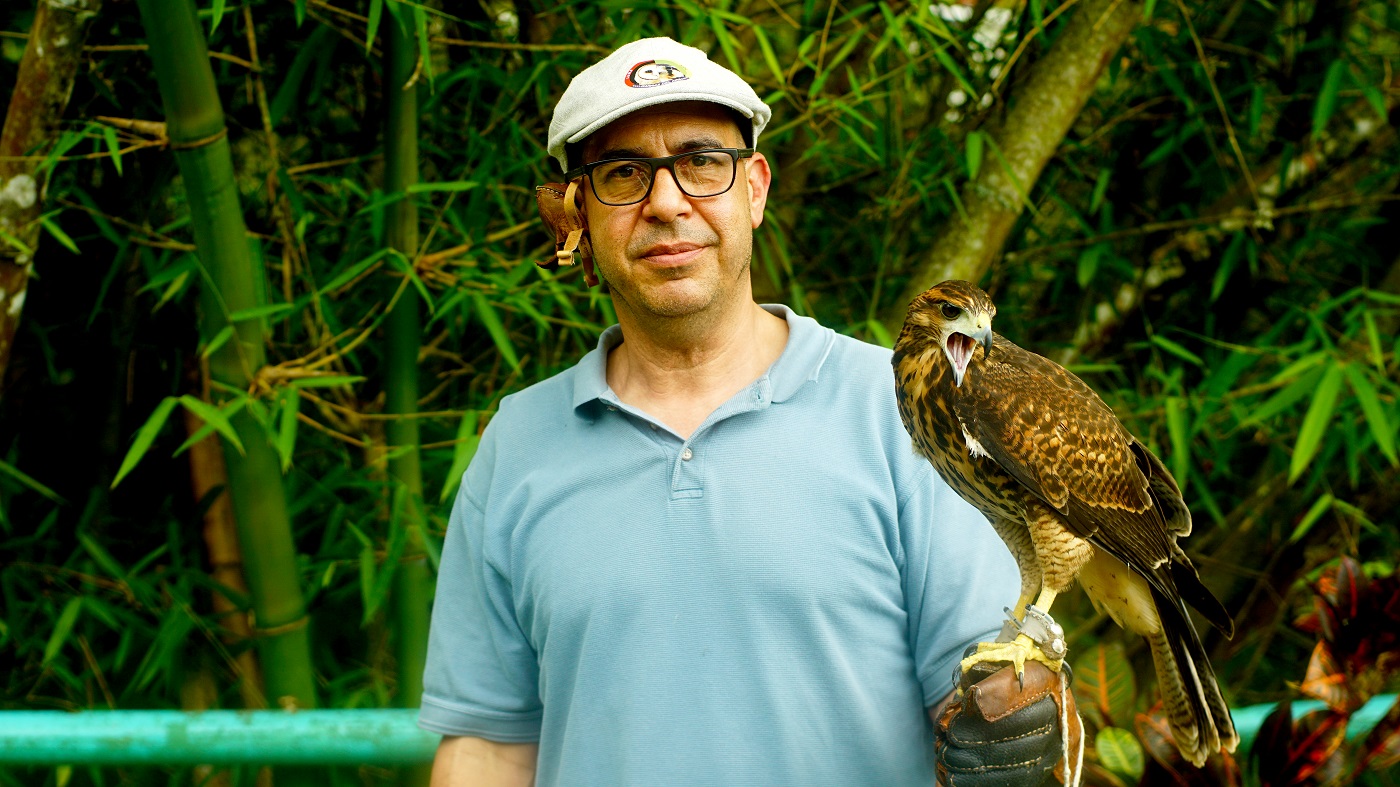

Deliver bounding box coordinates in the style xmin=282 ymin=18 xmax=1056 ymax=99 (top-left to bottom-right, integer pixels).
xmin=420 ymin=37 xmax=1077 ymax=786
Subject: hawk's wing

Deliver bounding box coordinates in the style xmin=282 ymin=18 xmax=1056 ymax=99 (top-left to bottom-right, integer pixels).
xmin=949 ymin=334 xmax=1237 ymax=629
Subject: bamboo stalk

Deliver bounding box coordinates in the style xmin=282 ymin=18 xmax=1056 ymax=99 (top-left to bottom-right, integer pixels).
xmin=134 ymin=2 xmax=318 ymax=784
xmin=383 ymin=11 xmax=433 ymax=786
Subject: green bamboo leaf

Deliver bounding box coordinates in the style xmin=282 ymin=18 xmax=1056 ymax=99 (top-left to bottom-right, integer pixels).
xmin=112 ymin=397 xmax=181 ymax=488
xmin=1332 ymin=499 xmax=1379 ymax=533
xmin=228 ymin=303 xmax=296 ymax=322
xmin=930 ymin=46 xmax=975 ymax=96
xmin=366 ymin=0 xmax=383 ymax=52
xmin=0 ymin=227 xmax=32 ymax=255
xmin=709 ymin=12 xmax=740 ymax=72
xmin=1096 ymin=727 xmax=1145 ymax=779
xmin=1089 ymin=168 xmax=1111 ymax=215
xmin=359 ymin=542 xmax=377 ymax=618
xmin=1268 ymin=350 xmax=1326 ymax=385
xmin=1312 ymin=60 xmax=1347 ymax=141
xmin=1290 ymin=363 xmax=1345 ymax=483
xmin=78 ymin=532 xmax=129 ymax=581
xmin=1363 ymin=311 xmax=1385 ymax=372
xmin=1212 ymin=232 xmax=1245 ymax=302
xmin=471 ymin=293 xmax=521 ymax=371
xmin=965 ymin=131 xmax=983 ymax=179
xmin=406 ymin=180 xmax=478 ymax=194
xmin=101 ymin=125 xmax=123 ymax=175
xmin=439 ymin=411 xmax=481 ymax=502
xmin=1077 ymin=245 xmax=1101 ymax=289
xmin=751 ymin=25 xmax=785 ymax=87
xmin=276 ymin=388 xmax=300 ymax=472
xmin=865 ymin=319 xmax=893 ymax=349
xmin=413 ymin=7 xmax=432 ymax=86
xmin=294 ymin=0 xmax=305 ymax=25
xmin=319 ymin=248 xmax=392 ymax=294
xmin=290 ymin=374 xmax=365 ymax=389
xmin=1343 ymin=364 xmax=1398 ymax=466
xmin=41 ymin=217 xmax=80 ymax=254
xmin=178 ymin=395 xmax=246 ymax=455
xmin=0 ymin=458 xmax=64 ymax=502
xmin=1142 ymin=0 xmax=1158 ymax=21
xmin=210 ymin=0 xmax=226 ymax=36
xmin=200 ymin=325 xmax=235 ymax=359
xmin=1361 ymin=84 xmax=1388 ymax=120
xmin=43 ymin=597 xmax=84 ymax=665
xmin=1249 ymin=83 xmax=1265 ymax=137
xmin=1150 ymin=335 xmax=1203 ymax=366
xmin=1164 ymin=397 xmax=1190 ymax=490
xmin=1237 ymin=366 xmax=1321 ymax=425
xmin=1289 ymin=493 xmax=1334 ymax=543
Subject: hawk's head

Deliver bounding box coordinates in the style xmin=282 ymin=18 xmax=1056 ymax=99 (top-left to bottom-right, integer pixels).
xmin=898 ymin=280 xmax=995 ymax=388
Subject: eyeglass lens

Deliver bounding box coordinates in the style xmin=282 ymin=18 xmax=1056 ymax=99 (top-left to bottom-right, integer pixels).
xmin=592 ymin=151 xmax=737 ymax=206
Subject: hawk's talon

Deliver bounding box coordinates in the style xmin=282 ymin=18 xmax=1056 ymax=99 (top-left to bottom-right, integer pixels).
xmin=959 ymin=633 xmax=1063 ymax=683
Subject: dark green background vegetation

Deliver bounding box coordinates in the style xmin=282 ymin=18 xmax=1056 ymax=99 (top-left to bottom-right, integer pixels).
xmin=0 ymin=0 xmax=1397 ymax=783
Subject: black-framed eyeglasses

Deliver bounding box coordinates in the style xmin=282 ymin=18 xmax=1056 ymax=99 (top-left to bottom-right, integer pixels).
xmin=565 ymin=148 xmax=755 ymax=207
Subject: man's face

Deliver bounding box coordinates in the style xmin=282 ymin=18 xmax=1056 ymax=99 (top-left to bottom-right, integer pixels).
xmin=580 ymin=102 xmax=771 ymax=322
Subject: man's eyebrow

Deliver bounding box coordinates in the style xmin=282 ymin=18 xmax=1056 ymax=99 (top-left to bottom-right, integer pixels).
xmin=593 ymin=136 xmax=734 ymax=162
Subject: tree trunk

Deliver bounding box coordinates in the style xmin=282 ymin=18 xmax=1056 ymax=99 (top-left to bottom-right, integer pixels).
xmin=383 ymin=11 xmax=433 ymax=787
xmin=135 ymin=1 xmax=318 ymax=782
xmin=882 ymin=0 xmax=1140 ymax=335
xmin=0 ymin=0 xmax=103 ymax=393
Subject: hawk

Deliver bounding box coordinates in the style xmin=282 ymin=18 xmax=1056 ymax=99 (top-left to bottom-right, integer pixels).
xmin=892 ymin=280 xmax=1237 ymax=767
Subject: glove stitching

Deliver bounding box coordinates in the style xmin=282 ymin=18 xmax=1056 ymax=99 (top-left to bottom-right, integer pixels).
xmin=947 ymin=721 xmax=1053 ymax=747
xmin=943 ymin=757 xmax=1043 ymax=773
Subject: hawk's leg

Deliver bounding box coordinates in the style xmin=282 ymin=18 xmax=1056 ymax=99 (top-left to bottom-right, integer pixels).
xmin=960 ymin=598 xmax=1067 ymax=679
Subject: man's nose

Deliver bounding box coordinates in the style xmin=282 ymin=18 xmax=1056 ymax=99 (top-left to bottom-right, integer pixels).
xmin=641 ymin=166 xmax=692 ymax=221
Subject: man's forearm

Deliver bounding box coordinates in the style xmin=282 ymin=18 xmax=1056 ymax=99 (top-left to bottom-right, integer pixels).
xmin=431 ymin=736 xmax=538 ymax=787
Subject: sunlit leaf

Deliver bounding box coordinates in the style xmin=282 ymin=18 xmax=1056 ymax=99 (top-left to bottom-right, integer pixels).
xmin=178 ymin=395 xmax=245 ymax=456
xmin=1312 ymin=60 xmax=1347 ymax=141
xmin=1150 ymin=335 xmax=1203 ymax=366
xmin=439 ymin=411 xmax=481 ymax=503
xmin=1096 ymin=726 xmax=1145 ymax=780
xmin=43 ymin=597 xmax=83 ymax=665
xmin=1074 ymin=642 xmax=1136 ymax=728
xmin=1290 ymin=363 xmax=1345 ymax=483
xmin=112 ymin=397 xmax=181 ymax=488
xmin=1342 ymin=364 xmax=1398 ymax=466
xmin=472 ymin=293 xmax=520 ymax=372
xmin=1289 ymin=493 xmax=1333 ymax=544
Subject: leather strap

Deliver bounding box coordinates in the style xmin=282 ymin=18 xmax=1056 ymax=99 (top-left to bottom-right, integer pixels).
xmin=534 ymin=181 xmax=598 ymax=287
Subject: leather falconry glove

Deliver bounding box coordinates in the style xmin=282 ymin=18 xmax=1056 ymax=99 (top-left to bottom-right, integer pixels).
xmin=535 ymin=181 xmax=598 ymax=287
xmin=936 ymin=656 xmax=1084 ymax=787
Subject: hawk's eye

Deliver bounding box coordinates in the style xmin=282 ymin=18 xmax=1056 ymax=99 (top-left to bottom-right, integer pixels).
xmin=940 ymin=303 xmax=962 ymax=320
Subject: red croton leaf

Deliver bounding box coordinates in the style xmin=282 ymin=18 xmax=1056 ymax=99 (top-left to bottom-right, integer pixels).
xmin=1288 ymin=708 xmax=1349 ymax=784
xmin=1299 ymin=641 xmax=1358 ymax=714
xmin=1135 ymin=706 xmax=1241 ymax=786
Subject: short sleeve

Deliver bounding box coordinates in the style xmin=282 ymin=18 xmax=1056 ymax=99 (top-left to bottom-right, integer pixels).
xmin=898 ymin=464 xmax=1021 ymax=708
xmin=418 ymin=426 xmax=543 ymax=741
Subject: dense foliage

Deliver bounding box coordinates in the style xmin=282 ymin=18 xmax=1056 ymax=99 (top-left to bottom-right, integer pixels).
xmin=0 ymin=0 xmax=1397 ymax=784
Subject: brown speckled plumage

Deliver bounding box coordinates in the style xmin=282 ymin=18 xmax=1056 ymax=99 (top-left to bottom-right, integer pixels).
xmin=892 ymin=280 xmax=1237 ymax=767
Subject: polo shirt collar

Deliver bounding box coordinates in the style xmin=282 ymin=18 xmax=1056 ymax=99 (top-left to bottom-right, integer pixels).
xmin=571 ymin=304 xmax=835 ymax=414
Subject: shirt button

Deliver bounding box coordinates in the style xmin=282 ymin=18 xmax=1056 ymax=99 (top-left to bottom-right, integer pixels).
xmin=681 ymin=448 xmax=693 ymax=461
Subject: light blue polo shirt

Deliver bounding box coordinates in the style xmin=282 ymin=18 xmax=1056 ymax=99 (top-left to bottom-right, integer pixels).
xmin=419 ymin=305 xmax=1018 ymax=786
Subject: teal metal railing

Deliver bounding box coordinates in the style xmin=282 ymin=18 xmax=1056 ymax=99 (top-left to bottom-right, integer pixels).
xmin=0 ymin=696 xmax=1393 ymax=766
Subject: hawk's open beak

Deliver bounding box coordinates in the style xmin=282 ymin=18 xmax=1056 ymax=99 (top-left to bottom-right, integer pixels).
xmin=974 ymin=323 xmax=993 ymax=358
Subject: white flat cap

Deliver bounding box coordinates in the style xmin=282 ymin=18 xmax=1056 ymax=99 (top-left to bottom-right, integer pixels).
xmin=547 ymin=37 xmax=772 ymax=174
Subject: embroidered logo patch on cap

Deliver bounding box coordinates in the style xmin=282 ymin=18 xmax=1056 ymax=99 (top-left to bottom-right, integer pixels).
xmin=625 ymin=59 xmax=690 ymax=88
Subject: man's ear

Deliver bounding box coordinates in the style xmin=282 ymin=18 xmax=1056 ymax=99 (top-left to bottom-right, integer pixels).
xmin=744 ymin=151 xmax=772 ymax=229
